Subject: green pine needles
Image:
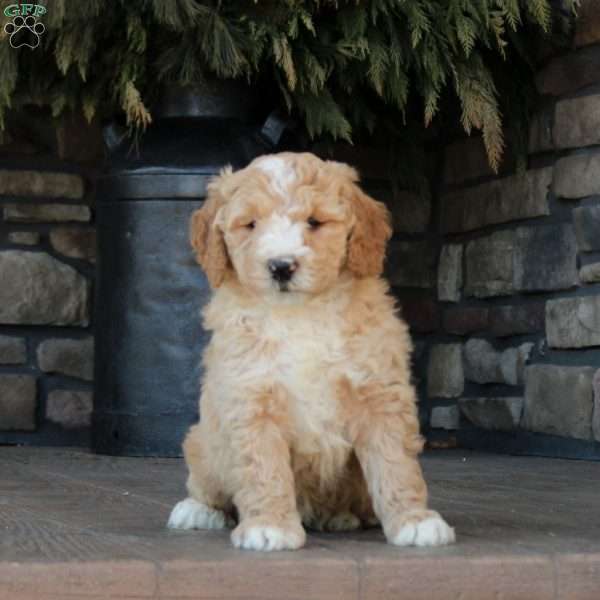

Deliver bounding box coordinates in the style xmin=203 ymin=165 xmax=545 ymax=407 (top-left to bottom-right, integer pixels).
xmin=0 ymin=1 xmax=577 ymax=171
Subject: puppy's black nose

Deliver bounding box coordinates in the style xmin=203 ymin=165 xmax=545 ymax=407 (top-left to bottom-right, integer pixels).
xmin=268 ymin=258 xmax=297 ymax=283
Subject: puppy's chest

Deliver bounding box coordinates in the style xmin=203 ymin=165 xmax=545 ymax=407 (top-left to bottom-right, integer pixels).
xmin=231 ymin=313 xmax=360 ymax=447
xmin=264 ymin=316 xmax=346 ymax=391
xmin=273 ymin=320 xmax=351 ymax=450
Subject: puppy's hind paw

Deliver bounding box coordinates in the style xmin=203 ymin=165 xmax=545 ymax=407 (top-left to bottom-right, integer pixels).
xmin=231 ymin=518 xmax=306 ymax=551
xmin=324 ymin=511 xmax=361 ymax=532
xmin=387 ymin=510 xmax=455 ymax=547
xmin=167 ymin=497 xmax=233 ymax=530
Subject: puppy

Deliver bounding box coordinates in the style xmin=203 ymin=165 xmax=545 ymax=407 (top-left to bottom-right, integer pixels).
xmin=168 ymin=152 xmax=455 ymax=551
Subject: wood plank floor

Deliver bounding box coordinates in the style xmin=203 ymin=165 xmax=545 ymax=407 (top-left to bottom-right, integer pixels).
xmin=1 ymin=447 xmax=599 ymax=599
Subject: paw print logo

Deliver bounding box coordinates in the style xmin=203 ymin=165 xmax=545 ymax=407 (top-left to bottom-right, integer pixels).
xmin=4 ymin=15 xmax=45 ymax=49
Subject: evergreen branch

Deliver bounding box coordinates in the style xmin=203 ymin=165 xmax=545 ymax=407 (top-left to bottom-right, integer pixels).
xmin=0 ymin=0 xmax=578 ymax=173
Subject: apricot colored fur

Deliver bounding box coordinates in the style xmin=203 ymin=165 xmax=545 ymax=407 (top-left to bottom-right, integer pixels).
xmin=170 ymin=152 xmax=454 ymax=550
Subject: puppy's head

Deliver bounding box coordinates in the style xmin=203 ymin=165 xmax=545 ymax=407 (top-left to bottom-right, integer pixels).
xmin=190 ymin=152 xmax=392 ymax=295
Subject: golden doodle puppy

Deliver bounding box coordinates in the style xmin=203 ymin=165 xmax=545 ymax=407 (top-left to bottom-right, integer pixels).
xmin=168 ymin=152 xmax=455 ymax=551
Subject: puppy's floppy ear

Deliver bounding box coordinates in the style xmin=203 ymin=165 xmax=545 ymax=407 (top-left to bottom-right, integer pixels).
xmin=190 ymin=173 xmax=231 ymax=288
xmin=346 ymin=182 xmax=392 ymax=279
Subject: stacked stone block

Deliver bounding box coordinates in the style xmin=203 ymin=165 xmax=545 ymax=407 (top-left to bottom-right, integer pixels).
xmin=426 ymin=7 xmax=600 ymax=453
xmin=0 ymin=166 xmax=95 ymax=445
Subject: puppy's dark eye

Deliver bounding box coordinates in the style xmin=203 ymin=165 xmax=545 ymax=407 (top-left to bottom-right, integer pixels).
xmin=245 ymin=221 xmax=256 ymax=230
xmin=307 ymin=217 xmax=322 ymax=229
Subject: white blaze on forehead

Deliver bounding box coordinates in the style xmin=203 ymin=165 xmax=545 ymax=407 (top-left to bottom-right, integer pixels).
xmin=257 ymin=214 xmax=311 ymax=260
xmin=256 ymin=156 xmax=297 ymax=199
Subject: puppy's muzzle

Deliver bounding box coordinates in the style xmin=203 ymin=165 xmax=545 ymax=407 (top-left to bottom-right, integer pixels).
xmin=267 ymin=257 xmax=298 ymax=283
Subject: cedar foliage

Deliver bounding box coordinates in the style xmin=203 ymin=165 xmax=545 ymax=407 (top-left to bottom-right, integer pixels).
xmin=0 ymin=0 xmax=577 ymax=170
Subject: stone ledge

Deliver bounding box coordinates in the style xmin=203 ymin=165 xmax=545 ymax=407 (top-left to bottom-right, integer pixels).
xmin=0 ymin=169 xmax=84 ymax=199
xmin=463 ymin=339 xmax=533 ymax=386
xmin=443 ymin=307 xmax=489 ymax=336
xmin=554 ymin=94 xmax=600 ymax=149
xmin=514 ymin=224 xmax=578 ymax=293
xmin=49 ymin=227 xmax=96 ymax=262
xmin=523 ymin=365 xmax=596 ymax=440
xmin=427 ymin=344 xmax=464 ymax=398
xmin=554 ymin=152 xmax=600 ymax=199
xmin=4 ymin=203 xmax=91 ymax=223
xmin=441 ymin=168 xmax=551 ymax=234
xmin=0 ymin=335 xmax=27 ymax=365
xmin=7 ymin=231 xmax=40 ymax=245
xmin=536 ymin=45 xmax=600 ymax=96
xmin=546 ymin=295 xmax=600 ymax=348
xmin=0 ymin=374 xmax=36 ymax=431
xmin=37 ymin=338 xmax=94 ymax=381
xmin=0 ymin=251 xmax=89 ymax=326
xmin=465 ymin=225 xmax=578 ymax=298
xmin=573 ymin=205 xmax=600 ymax=252
xmin=581 ymin=262 xmax=600 ymax=283
xmin=489 ymin=304 xmax=545 ymax=337
xmin=430 ymin=405 xmax=460 ymax=430
xmin=438 ymin=244 xmax=462 ymax=302
xmin=442 ymin=306 xmax=489 ymax=335
xmin=459 ymin=397 xmax=523 ymax=432
xmin=464 ymin=231 xmax=515 ymax=298
xmin=46 ymin=390 xmax=94 ymax=429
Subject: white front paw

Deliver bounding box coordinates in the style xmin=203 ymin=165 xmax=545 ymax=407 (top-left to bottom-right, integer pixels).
xmin=167 ymin=497 xmax=232 ymax=530
xmin=231 ymin=519 xmax=306 ymax=551
xmin=388 ymin=511 xmax=455 ymax=547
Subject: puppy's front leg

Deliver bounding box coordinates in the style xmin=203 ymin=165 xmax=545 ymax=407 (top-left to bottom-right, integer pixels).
xmin=229 ymin=385 xmax=305 ymax=551
xmin=347 ymin=382 xmax=455 ymax=547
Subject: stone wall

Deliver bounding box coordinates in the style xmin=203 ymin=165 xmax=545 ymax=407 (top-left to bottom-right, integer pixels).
xmin=1 ymin=8 xmax=599 ymax=458
xmin=0 ymin=114 xmax=101 ymax=446
xmin=421 ymin=7 xmax=600 ymax=456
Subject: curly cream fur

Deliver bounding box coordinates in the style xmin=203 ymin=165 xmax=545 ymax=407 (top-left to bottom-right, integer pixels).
xmin=169 ymin=152 xmax=454 ymax=550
